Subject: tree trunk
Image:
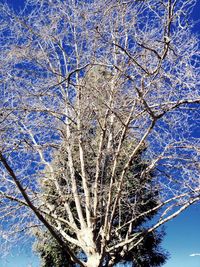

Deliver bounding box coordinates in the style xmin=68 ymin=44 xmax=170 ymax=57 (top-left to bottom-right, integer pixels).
xmin=86 ymin=254 xmax=102 ymax=267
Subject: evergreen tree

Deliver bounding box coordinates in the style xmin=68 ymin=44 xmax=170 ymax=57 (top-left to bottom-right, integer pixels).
xmin=33 ymin=142 xmax=168 ymax=267
xmin=33 ymin=230 xmax=72 ymax=267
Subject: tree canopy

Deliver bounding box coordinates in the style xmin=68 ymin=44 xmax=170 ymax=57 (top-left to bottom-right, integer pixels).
xmin=0 ymin=1 xmax=199 ymax=266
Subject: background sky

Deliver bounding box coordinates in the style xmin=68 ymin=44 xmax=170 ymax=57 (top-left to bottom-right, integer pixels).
xmin=0 ymin=0 xmax=199 ymax=266
xmin=163 ymin=204 xmax=200 ymax=267
xmin=0 ymin=205 xmax=200 ymax=267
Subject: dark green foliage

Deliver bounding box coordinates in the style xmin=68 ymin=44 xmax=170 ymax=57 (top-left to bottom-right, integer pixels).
xmin=33 ymin=230 xmax=73 ymax=267
xmin=34 ymin=145 xmax=168 ymax=267
xmin=120 ymin=230 xmax=168 ymax=267
xmin=34 ymin=229 xmax=167 ymax=267
xmin=112 ymin=149 xmax=168 ymax=266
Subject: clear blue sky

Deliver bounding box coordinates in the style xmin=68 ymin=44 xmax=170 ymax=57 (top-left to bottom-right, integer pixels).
xmin=163 ymin=2 xmax=200 ymax=266
xmin=0 ymin=205 xmax=200 ymax=267
xmin=163 ymin=204 xmax=200 ymax=267
xmin=0 ymin=0 xmax=199 ymax=267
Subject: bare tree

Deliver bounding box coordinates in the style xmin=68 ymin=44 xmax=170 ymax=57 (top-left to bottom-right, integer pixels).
xmin=33 ymin=140 xmax=168 ymax=267
xmin=0 ymin=0 xmax=199 ymax=266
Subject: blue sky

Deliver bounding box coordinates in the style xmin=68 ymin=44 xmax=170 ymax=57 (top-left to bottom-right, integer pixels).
xmin=2 ymin=206 xmax=200 ymax=267
xmin=163 ymin=204 xmax=200 ymax=267
xmin=0 ymin=0 xmax=199 ymax=266
xmin=1 ymin=205 xmax=200 ymax=267
xmin=162 ymin=2 xmax=200 ymax=266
